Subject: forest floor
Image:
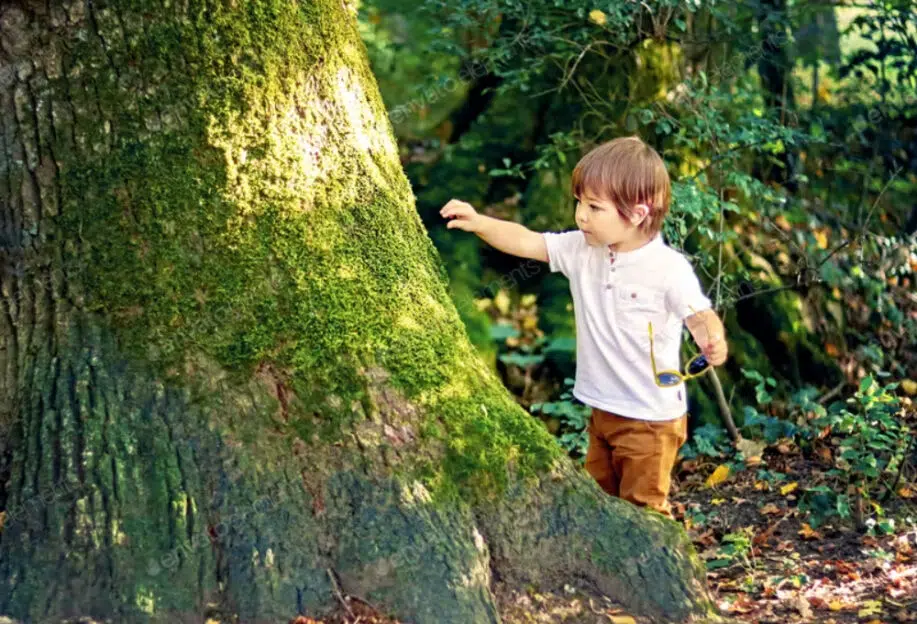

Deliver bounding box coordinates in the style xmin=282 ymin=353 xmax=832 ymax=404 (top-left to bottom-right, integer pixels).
xmin=291 ymin=445 xmax=917 ymax=624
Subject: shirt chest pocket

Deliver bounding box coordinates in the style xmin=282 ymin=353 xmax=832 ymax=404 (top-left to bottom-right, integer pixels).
xmin=614 ymin=284 xmax=669 ymax=336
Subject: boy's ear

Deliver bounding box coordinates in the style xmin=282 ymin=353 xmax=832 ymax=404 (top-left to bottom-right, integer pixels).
xmin=629 ymin=203 xmax=650 ymax=227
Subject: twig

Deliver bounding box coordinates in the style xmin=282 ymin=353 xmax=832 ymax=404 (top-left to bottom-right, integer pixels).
xmin=881 ymin=433 xmax=915 ymax=503
xmin=707 ymin=367 xmax=739 ymax=442
xmin=715 ymin=188 xmax=725 ymax=308
xmin=817 ymin=380 xmax=846 ymax=405
xmin=732 ymin=283 xmax=800 ymax=304
xmin=327 ymin=568 xmax=355 ymax=618
xmin=345 ymin=592 xmax=385 ymax=616
xmin=860 ymin=164 xmax=903 ymax=235
xmin=816 ymin=165 xmax=903 ymax=271
xmin=558 ymin=42 xmax=595 ymax=92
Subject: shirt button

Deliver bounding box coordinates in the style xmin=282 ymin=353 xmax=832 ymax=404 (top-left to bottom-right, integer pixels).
xmin=611 ymin=267 xmax=616 ymax=272
xmin=606 ymin=284 xmax=612 ymax=290
xmin=631 ymin=292 xmax=637 ymax=298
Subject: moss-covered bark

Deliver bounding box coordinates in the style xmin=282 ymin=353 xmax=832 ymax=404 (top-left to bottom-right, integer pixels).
xmin=0 ymin=1 xmax=721 ymax=622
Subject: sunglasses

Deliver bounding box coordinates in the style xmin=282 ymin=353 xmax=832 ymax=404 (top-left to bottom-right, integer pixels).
xmin=647 ymin=316 xmax=711 ymax=388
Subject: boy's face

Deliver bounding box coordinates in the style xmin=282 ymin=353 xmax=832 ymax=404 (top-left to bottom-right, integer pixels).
xmin=574 ymin=189 xmax=638 ymax=247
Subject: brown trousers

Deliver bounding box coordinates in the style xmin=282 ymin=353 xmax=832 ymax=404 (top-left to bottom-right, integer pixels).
xmin=584 ymin=407 xmax=688 ymax=518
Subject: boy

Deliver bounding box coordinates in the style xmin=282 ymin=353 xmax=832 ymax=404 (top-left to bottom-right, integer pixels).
xmin=439 ymin=136 xmax=728 ymax=518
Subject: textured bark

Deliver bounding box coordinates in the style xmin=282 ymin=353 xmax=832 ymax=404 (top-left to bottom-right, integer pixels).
xmin=0 ymin=1 xmax=720 ymax=622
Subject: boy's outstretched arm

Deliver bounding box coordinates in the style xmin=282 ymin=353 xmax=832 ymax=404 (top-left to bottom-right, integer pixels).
xmin=440 ymin=199 xmax=548 ymax=262
xmin=685 ymin=308 xmax=728 ymax=366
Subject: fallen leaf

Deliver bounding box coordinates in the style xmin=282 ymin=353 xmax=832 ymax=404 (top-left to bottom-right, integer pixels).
xmin=858 ymin=599 xmax=883 ymax=617
xmin=799 ymin=523 xmax=823 ymax=540
xmin=608 ymin=616 xmax=636 ymax=624
xmin=828 ymin=600 xmax=844 ymax=611
xmin=795 ymin=595 xmax=813 ymax=619
xmin=899 ymin=487 xmax=915 ymax=498
xmin=760 ymin=503 xmax=782 ymax=515
xmin=711 ymin=498 xmax=726 ymax=506
xmin=781 ymin=482 xmax=798 ymax=495
xmin=736 ymin=438 xmax=767 ymax=462
xmin=706 ymin=464 xmax=731 ymax=487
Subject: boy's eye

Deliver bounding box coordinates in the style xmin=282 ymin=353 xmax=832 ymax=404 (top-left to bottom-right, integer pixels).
xmin=590 ymin=204 xmax=601 ymax=211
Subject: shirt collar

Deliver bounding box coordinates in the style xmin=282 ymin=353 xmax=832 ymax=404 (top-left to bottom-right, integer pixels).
xmin=604 ymin=234 xmax=665 ymax=265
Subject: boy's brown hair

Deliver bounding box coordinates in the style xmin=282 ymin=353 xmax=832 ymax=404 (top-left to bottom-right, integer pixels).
xmin=571 ymin=136 xmax=671 ymax=236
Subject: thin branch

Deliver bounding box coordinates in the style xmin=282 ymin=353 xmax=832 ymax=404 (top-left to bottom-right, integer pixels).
xmin=327 ymin=568 xmax=355 ymax=618
xmin=815 ymin=164 xmax=903 ymax=270
xmin=860 ymin=164 xmax=903 ymax=235
xmin=881 ymin=432 xmax=915 ymax=503
xmin=707 ymin=368 xmax=740 ymax=442
xmin=732 ymin=283 xmax=800 ymax=304
xmin=817 ymin=380 xmax=846 ymax=405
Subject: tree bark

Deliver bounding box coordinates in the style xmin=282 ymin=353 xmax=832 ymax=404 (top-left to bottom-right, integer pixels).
xmin=0 ymin=1 xmax=718 ymax=622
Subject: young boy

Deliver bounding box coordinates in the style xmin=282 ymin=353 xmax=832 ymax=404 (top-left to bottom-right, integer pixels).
xmin=439 ymin=136 xmax=728 ymax=518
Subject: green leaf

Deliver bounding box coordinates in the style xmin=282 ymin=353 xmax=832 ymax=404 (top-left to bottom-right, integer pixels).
xmin=490 ymin=322 xmax=520 ymax=341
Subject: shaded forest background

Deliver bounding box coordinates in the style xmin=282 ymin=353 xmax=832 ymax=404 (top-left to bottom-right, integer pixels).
xmin=358 ymin=0 xmax=916 ymax=532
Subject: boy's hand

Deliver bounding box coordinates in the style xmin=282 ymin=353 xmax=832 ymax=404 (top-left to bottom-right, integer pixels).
xmin=440 ymin=199 xmax=484 ymax=233
xmin=703 ymin=335 xmax=728 ymax=366
xmin=686 ymin=309 xmax=728 ymax=366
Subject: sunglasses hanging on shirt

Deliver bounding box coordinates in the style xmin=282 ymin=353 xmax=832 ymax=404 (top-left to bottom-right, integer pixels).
xmin=647 ymin=305 xmax=711 ymax=388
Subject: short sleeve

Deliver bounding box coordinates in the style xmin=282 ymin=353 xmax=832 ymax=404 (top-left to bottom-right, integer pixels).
xmin=542 ymin=230 xmax=586 ymax=278
xmin=665 ymin=256 xmax=713 ymax=321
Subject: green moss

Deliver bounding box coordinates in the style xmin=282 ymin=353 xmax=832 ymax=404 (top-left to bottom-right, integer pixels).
xmin=50 ymin=0 xmax=559 ymax=503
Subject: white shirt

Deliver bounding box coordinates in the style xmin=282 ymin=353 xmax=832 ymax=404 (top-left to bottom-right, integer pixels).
xmin=543 ymin=230 xmax=712 ymax=421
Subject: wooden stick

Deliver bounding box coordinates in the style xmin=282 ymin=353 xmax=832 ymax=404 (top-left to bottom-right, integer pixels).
xmin=707 ymin=367 xmax=740 ymax=442
xmin=327 ymin=568 xmax=354 ymax=618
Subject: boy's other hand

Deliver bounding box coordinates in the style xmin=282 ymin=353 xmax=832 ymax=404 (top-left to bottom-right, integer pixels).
xmin=440 ymin=199 xmax=483 ymax=233
xmin=703 ymin=334 xmax=728 ymax=366
xmin=686 ymin=309 xmax=728 ymax=366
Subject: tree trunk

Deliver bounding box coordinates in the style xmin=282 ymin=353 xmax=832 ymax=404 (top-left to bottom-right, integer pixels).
xmin=0 ymin=1 xmax=718 ymax=622
xmin=754 ymin=0 xmax=800 ymax=192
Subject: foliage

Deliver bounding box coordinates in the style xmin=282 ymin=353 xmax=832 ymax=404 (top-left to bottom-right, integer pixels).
xmin=357 ymin=0 xmax=917 ymax=512
xmin=799 ymin=375 xmax=911 ymax=528
xmin=705 ymin=527 xmax=755 ymax=571
xmin=530 ymin=378 xmax=591 ymax=460
xmin=679 ymin=423 xmax=732 ymax=461
xmin=710 ymin=365 xmax=915 ymax=529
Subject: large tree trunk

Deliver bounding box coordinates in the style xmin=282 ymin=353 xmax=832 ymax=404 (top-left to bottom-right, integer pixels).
xmin=0 ymin=1 xmax=718 ymax=622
